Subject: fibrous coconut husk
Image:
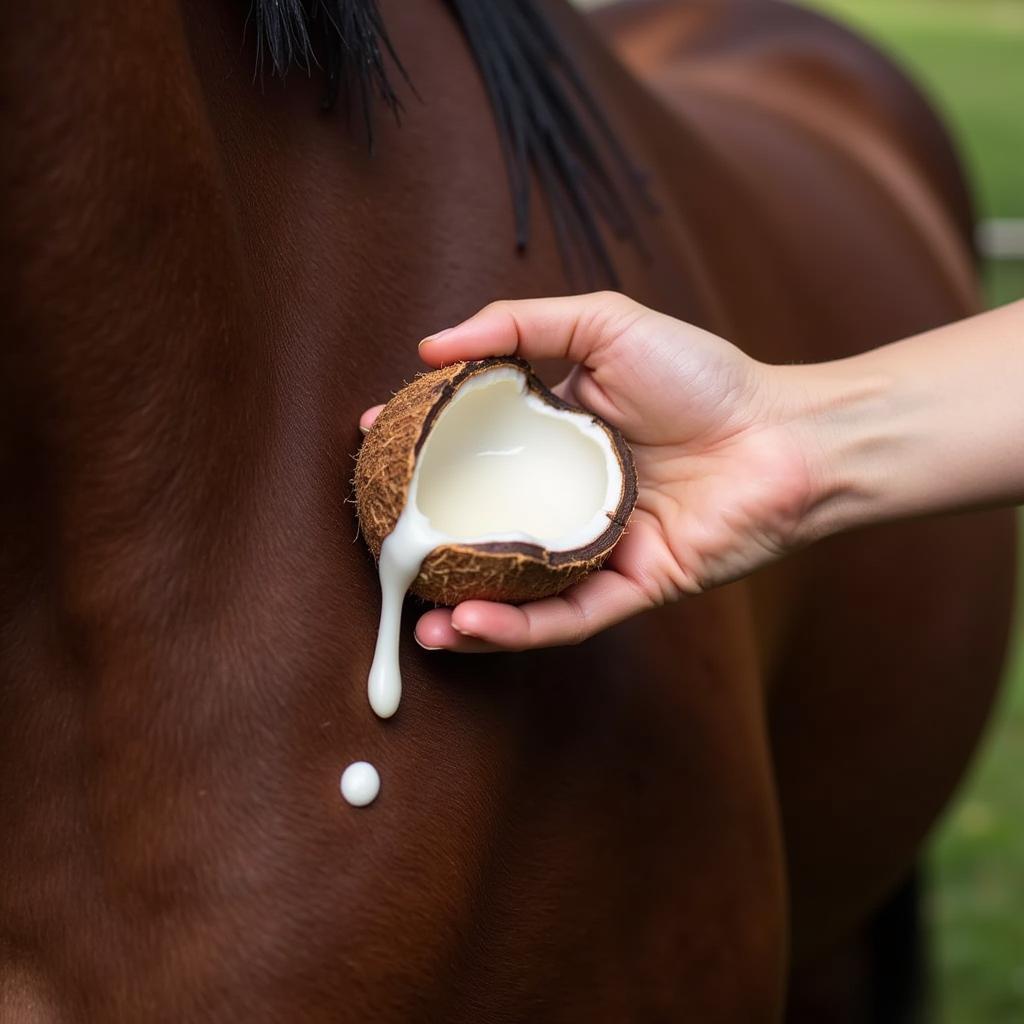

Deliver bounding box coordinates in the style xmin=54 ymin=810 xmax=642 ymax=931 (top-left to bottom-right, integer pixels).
xmin=354 ymin=358 xmax=636 ymax=606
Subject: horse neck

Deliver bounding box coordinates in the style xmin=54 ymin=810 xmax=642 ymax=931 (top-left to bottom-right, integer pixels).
xmin=2 ymin=1 xmax=281 ymax=720
xmin=1 ymin=0 xmax=717 ymax=716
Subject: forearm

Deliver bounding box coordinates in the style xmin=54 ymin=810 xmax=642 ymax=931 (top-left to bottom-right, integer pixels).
xmin=781 ymin=300 xmax=1024 ymax=542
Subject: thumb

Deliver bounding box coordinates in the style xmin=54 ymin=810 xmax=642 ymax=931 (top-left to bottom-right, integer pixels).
xmin=418 ymin=291 xmax=646 ymax=369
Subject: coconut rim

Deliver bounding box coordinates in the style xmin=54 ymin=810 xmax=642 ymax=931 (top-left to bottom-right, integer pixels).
xmin=397 ymin=357 xmax=637 ymax=568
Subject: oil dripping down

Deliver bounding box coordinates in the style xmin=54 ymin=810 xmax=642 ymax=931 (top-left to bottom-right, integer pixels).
xmin=366 ymin=505 xmax=443 ymax=720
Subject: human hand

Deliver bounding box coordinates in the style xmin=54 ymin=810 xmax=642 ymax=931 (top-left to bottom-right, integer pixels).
xmin=359 ymin=292 xmax=828 ymax=651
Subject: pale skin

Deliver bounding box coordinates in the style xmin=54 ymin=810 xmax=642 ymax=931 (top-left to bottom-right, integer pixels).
xmin=359 ymin=292 xmax=1024 ymax=652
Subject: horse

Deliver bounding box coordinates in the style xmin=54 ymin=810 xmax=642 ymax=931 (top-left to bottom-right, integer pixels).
xmin=0 ymin=0 xmax=1016 ymax=1020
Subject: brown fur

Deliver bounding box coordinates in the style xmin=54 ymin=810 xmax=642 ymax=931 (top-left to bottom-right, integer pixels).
xmin=0 ymin=0 xmax=1015 ymax=1021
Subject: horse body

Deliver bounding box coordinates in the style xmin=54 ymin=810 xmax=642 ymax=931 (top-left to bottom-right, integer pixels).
xmin=0 ymin=1 xmax=1015 ymax=1021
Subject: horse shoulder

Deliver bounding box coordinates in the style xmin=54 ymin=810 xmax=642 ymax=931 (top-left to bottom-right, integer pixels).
xmin=595 ymin=0 xmax=974 ymax=253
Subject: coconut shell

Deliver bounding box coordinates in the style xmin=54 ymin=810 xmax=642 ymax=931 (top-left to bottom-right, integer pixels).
xmin=354 ymin=358 xmax=637 ymax=606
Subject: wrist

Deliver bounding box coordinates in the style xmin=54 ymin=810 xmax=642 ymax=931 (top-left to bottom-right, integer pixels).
xmin=766 ymin=358 xmax=899 ymax=547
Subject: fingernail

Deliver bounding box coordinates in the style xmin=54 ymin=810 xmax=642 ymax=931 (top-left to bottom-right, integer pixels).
xmin=359 ymin=423 xmax=370 ymax=435
xmin=415 ymin=635 xmax=443 ymax=651
xmin=450 ymin=622 xmax=478 ymax=638
xmin=419 ymin=326 xmax=455 ymax=347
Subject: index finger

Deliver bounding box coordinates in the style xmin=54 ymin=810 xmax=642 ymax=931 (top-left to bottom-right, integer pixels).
xmin=418 ymin=291 xmax=642 ymax=368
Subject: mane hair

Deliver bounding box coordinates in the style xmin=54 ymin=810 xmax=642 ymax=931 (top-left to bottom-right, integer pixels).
xmin=248 ymin=0 xmax=650 ymax=285
xmin=248 ymin=0 xmax=411 ymax=145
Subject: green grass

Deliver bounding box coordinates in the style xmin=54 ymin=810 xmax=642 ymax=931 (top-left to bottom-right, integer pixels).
xmin=984 ymin=260 xmax=1024 ymax=308
xmin=931 ymin=549 xmax=1024 ymax=1024
xmin=805 ymin=3 xmax=1024 ymax=1020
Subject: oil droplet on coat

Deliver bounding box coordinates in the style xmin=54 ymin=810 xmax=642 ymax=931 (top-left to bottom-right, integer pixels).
xmin=340 ymin=761 xmax=380 ymax=807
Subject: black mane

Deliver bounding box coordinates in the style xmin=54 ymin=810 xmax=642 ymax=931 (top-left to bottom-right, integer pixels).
xmin=248 ymin=0 xmax=649 ymax=285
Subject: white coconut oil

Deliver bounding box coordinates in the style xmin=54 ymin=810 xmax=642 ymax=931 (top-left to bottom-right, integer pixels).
xmin=340 ymin=761 xmax=381 ymax=807
xmin=364 ymin=368 xmax=621 ymax=726
xmin=366 ymin=505 xmax=444 ymax=719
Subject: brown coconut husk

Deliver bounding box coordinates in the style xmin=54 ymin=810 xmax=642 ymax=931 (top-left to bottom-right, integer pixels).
xmin=354 ymin=358 xmax=636 ymax=606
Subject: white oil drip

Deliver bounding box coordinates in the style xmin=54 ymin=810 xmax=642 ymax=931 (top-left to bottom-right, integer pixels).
xmin=364 ymin=368 xmax=620 ymax=724
xmin=366 ymin=506 xmax=443 ymax=719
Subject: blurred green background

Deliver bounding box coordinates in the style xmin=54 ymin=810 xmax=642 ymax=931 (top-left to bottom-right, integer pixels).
xmin=803 ymin=2 xmax=1024 ymax=1020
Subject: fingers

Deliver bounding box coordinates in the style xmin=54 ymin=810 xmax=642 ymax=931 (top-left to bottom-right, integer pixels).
xmin=359 ymin=404 xmax=385 ymax=433
xmin=361 ymin=293 xmax=644 ymax=432
xmin=418 ymin=291 xmax=646 ymax=369
xmin=414 ymin=569 xmax=652 ymax=652
xmin=360 ymin=366 xmax=580 ymax=436
xmin=415 ymin=608 xmax=501 ymax=654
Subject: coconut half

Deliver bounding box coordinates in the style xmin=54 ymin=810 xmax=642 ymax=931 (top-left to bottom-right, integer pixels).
xmin=355 ymin=358 xmax=637 ymax=607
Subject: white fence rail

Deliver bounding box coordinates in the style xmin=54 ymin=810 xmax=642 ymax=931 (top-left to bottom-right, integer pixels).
xmin=977 ymin=220 xmax=1024 ymax=260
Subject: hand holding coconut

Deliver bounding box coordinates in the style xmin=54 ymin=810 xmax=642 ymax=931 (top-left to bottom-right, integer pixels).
xmin=360 ymin=292 xmax=1024 ymax=652
xmin=359 ymin=291 xmax=821 ymax=654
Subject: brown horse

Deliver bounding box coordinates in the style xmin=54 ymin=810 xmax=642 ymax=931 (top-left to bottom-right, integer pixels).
xmin=0 ymin=0 xmax=1016 ymax=1021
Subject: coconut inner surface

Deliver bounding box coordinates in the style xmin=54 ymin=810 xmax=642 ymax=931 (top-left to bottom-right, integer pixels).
xmin=412 ymin=366 xmax=621 ymax=550
xmin=365 ymin=363 xmax=625 ymax=725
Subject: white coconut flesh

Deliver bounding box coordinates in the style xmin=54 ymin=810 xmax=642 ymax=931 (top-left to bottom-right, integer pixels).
xmin=366 ymin=364 xmax=626 ymax=721
xmin=411 ymin=365 xmax=624 ymax=550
